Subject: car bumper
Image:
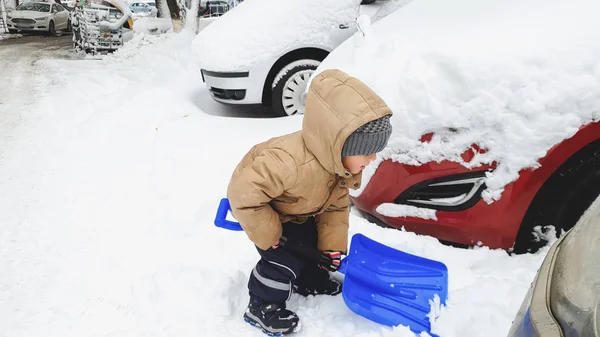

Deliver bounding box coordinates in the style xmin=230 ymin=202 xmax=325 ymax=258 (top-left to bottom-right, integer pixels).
xmin=200 ymin=68 xmax=264 ymax=105
xmin=7 ymin=21 xmax=50 ymax=31
xmin=507 ymin=234 xmax=565 ymax=337
xmin=351 ymin=159 xmax=532 ymax=249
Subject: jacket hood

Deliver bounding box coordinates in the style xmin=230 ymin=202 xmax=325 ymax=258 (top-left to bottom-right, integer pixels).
xmin=302 ymin=69 xmax=392 ymax=177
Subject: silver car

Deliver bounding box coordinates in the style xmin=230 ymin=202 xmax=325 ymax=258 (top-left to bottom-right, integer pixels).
xmin=508 ymin=195 xmax=600 ymax=336
xmin=7 ymin=1 xmax=71 ymax=35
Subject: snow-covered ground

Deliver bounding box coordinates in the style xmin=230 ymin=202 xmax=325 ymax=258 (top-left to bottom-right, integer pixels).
xmin=0 ymin=32 xmax=22 ymax=41
xmin=0 ymin=32 xmax=550 ymax=337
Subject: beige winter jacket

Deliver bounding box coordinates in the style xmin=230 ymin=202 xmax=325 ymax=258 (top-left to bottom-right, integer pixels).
xmin=227 ymin=69 xmax=392 ymax=252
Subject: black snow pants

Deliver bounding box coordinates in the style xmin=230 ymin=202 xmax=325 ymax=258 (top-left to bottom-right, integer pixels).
xmin=248 ymin=216 xmax=330 ymax=303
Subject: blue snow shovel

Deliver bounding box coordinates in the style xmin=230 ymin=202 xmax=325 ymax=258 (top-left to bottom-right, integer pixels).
xmin=214 ymin=198 xmax=448 ymax=335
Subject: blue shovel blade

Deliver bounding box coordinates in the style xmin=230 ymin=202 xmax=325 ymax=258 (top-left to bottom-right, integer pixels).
xmin=341 ymin=234 xmax=448 ymax=334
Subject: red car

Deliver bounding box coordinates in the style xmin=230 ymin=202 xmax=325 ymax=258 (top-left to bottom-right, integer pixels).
xmin=351 ymin=121 xmax=600 ymax=253
xmin=311 ymin=0 xmax=600 ymax=254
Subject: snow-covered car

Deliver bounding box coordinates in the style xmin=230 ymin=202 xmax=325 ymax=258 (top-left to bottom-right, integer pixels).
xmin=192 ymin=0 xmax=406 ymax=117
xmin=508 ymin=195 xmax=600 ymax=337
xmin=311 ymin=0 xmax=600 ymax=253
xmin=72 ymin=0 xmax=134 ymax=54
xmin=6 ymin=0 xmax=71 ymax=35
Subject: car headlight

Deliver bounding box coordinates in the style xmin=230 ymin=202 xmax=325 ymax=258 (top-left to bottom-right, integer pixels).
xmin=394 ymin=170 xmax=488 ymax=212
xmin=35 ymin=16 xmax=48 ymax=20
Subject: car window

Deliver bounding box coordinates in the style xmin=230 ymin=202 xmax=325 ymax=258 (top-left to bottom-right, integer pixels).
xmin=56 ymin=4 xmax=65 ymax=11
xmin=51 ymin=5 xmax=58 ymax=12
xmin=16 ymin=2 xmax=51 ymax=12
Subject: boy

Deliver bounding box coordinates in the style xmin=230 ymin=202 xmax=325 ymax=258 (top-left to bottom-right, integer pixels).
xmin=227 ymin=69 xmax=393 ymax=335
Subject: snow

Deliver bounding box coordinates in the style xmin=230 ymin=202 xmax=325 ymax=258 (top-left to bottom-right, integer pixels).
xmin=0 ymin=32 xmax=22 ymax=40
xmin=0 ymin=30 xmax=552 ymax=337
xmin=313 ymin=0 xmax=600 ymax=205
xmin=377 ymin=203 xmax=438 ymax=221
xmin=272 ymin=59 xmax=321 ymax=89
xmin=132 ymin=17 xmax=174 ymax=34
xmin=98 ymin=0 xmax=134 ymax=29
xmin=191 ymin=0 xmax=361 ymax=71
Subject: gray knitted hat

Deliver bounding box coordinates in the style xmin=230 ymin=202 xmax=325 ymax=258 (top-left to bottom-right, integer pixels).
xmin=342 ymin=115 xmax=392 ymax=157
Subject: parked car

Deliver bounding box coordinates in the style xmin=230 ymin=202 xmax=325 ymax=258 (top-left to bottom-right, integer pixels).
xmin=129 ymin=1 xmax=156 ymax=19
xmin=6 ymin=0 xmax=71 ymax=35
xmin=310 ymin=0 xmax=600 ymax=253
xmin=507 ymin=195 xmax=600 ymax=337
xmin=192 ymin=0 xmax=402 ymax=117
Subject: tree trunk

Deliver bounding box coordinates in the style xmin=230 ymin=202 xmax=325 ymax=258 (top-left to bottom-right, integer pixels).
xmin=163 ymin=0 xmax=179 ymax=19
xmin=183 ymin=0 xmax=199 ymax=32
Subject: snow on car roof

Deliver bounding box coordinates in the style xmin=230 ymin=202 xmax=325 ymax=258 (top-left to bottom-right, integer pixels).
xmin=314 ymin=0 xmax=600 ymax=206
xmin=191 ymin=0 xmax=362 ymax=72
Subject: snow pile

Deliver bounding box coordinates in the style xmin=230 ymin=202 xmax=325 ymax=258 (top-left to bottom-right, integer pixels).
xmin=132 ymin=17 xmax=174 ymax=35
xmin=377 ymin=203 xmax=437 ymax=220
xmin=191 ymin=0 xmax=361 ymax=71
xmin=314 ymin=0 xmax=600 ymax=205
xmin=0 ymin=32 xmax=22 ymax=40
xmin=1 ymin=32 xmax=551 ymax=337
xmin=107 ymin=31 xmax=171 ymax=59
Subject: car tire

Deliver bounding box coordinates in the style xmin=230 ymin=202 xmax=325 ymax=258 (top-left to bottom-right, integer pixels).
xmin=361 ymin=0 xmax=377 ymax=4
xmin=8 ymin=29 xmax=18 ymax=34
xmin=48 ymin=20 xmax=56 ymax=36
xmin=512 ymin=138 xmax=600 ymax=254
xmin=270 ymin=59 xmax=321 ymax=117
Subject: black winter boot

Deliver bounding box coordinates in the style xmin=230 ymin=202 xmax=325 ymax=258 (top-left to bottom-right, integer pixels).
xmin=293 ymin=278 xmax=342 ymax=297
xmin=243 ymin=295 xmax=300 ymax=336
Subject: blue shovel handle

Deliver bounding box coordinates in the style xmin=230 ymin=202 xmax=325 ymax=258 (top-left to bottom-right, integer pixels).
xmin=214 ymin=198 xmax=347 ymax=273
xmin=214 ymin=198 xmax=244 ymax=231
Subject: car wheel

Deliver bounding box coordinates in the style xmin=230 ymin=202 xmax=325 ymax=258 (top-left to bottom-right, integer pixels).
xmin=513 ymin=138 xmax=600 ymax=254
xmin=66 ymin=19 xmax=72 ymax=32
xmin=48 ymin=20 xmax=56 ymax=36
xmin=361 ymin=0 xmax=377 ymax=4
xmin=8 ymin=29 xmax=18 ymax=34
xmin=270 ymin=59 xmax=321 ymax=117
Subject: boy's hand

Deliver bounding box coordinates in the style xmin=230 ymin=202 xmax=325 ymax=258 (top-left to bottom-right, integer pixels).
xmin=271 ymin=239 xmax=280 ymax=249
xmin=319 ymin=250 xmax=342 ymax=272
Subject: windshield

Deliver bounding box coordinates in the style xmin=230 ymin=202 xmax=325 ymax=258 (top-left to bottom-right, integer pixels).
xmin=16 ymin=2 xmax=50 ymax=12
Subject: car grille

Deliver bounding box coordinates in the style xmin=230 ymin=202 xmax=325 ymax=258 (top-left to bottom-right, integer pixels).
xmin=209 ymin=87 xmax=246 ymax=100
xmin=12 ymin=18 xmax=35 ymax=24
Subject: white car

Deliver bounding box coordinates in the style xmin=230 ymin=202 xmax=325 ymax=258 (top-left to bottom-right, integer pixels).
xmin=192 ymin=0 xmax=406 ymax=117
xmin=7 ymin=0 xmax=71 ymax=35
xmin=129 ymin=1 xmax=156 ymax=19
